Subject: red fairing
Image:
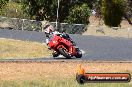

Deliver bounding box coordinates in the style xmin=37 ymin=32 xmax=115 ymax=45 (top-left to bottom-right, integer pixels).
xmin=48 ymin=34 xmax=82 ymax=58
xmin=49 ymin=34 xmax=73 ymax=50
xmin=48 ymin=35 xmax=60 ymax=49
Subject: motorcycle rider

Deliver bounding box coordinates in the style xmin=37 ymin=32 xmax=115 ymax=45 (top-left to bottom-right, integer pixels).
xmin=42 ymin=21 xmax=55 ymax=45
xmin=42 ymin=21 xmax=76 ymax=49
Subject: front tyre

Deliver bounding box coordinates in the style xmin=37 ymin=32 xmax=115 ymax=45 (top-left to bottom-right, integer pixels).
xmin=58 ymin=48 xmax=71 ymax=59
xmin=52 ymin=52 xmax=59 ymax=58
xmin=75 ymin=50 xmax=82 ymax=58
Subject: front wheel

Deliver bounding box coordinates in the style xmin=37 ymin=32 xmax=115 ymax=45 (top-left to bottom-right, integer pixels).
xmin=58 ymin=48 xmax=71 ymax=59
xmin=52 ymin=51 xmax=59 ymax=58
xmin=75 ymin=50 xmax=82 ymax=58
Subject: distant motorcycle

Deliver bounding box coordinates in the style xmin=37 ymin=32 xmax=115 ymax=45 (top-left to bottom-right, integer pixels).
xmin=48 ymin=33 xmax=82 ymax=59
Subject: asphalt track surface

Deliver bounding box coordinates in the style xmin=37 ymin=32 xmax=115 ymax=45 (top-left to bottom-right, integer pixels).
xmin=0 ymin=29 xmax=132 ymax=61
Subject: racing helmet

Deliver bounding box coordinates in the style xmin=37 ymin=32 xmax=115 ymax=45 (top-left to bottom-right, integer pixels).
xmin=41 ymin=21 xmax=55 ymax=34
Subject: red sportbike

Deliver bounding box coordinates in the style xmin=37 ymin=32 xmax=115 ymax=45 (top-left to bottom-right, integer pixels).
xmin=48 ymin=33 xmax=82 ymax=59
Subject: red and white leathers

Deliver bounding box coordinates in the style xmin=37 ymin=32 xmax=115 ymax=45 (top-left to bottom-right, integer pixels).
xmin=44 ymin=25 xmax=57 ymax=44
xmin=44 ymin=25 xmax=55 ymax=34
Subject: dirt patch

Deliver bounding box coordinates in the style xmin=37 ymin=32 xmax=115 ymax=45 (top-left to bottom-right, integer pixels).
xmin=0 ymin=62 xmax=132 ymax=81
xmin=0 ymin=22 xmax=14 ymax=29
xmin=83 ymin=16 xmax=132 ymax=38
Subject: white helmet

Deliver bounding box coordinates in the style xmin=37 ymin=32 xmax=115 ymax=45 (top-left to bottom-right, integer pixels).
xmin=41 ymin=21 xmax=55 ymax=34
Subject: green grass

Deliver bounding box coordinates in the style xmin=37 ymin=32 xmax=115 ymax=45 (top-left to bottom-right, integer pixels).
xmin=0 ymin=78 xmax=131 ymax=87
xmin=0 ymin=38 xmax=52 ymax=59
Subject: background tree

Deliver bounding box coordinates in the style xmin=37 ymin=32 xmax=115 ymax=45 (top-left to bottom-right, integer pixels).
xmin=64 ymin=3 xmax=91 ymax=24
xmin=1 ymin=0 xmax=131 ymax=26
xmin=101 ymin=0 xmax=125 ymax=27
xmin=92 ymin=0 xmax=132 ymax=27
xmin=21 ymin=0 xmax=92 ymax=24
xmin=56 ymin=0 xmax=97 ymax=23
xmin=22 ymin=0 xmax=56 ymax=21
xmin=0 ymin=0 xmax=9 ymax=14
xmin=123 ymin=0 xmax=132 ymax=25
xmin=0 ymin=0 xmax=9 ymax=9
xmin=0 ymin=0 xmax=26 ymax=18
xmin=0 ymin=0 xmax=9 ymax=16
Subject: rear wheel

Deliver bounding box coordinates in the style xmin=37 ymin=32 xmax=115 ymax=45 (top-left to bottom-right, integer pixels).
xmin=58 ymin=48 xmax=71 ymax=59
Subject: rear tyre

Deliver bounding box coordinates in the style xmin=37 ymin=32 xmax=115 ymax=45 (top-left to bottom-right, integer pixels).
xmin=58 ymin=48 xmax=71 ymax=59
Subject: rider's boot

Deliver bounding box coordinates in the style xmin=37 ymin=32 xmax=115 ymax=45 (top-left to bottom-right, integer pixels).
xmin=47 ymin=43 xmax=51 ymax=50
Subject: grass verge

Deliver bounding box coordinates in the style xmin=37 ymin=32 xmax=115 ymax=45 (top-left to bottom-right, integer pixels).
xmin=0 ymin=79 xmax=131 ymax=87
xmin=0 ymin=62 xmax=131 ymax=87
xmin=0 ymin=38 xmax=52 ymax=59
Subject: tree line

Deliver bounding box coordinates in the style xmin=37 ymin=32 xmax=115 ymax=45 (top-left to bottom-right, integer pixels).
xmin=0 ymin=0 xmax=132 ymax=27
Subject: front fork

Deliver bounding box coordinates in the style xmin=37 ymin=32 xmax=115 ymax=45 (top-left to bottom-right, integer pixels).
xmin=69 ymin=46 xmax=76 ymax=55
